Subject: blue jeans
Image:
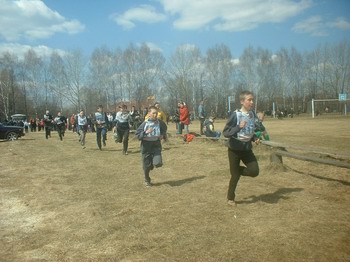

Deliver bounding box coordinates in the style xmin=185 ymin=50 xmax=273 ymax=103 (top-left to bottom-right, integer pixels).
xmin=96 ymin=127 xmax=107 ymax=149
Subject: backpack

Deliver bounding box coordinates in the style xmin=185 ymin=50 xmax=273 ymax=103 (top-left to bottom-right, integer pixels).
xmin=183 ymin=133 xmax=195 ymax=143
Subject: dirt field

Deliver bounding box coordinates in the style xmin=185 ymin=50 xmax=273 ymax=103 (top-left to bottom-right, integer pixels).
xmin=1 ymin=114 xmax=349 ymax=262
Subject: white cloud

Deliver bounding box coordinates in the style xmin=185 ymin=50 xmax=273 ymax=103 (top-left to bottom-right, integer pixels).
xmin=328 ymin=17 xmax=350 ymax=30
xmin=110 ymin=5 xmax=167 ymax=30
xmin=158 ymin=0 xmax=312 ymax=31
xmin=293 ymin=16 xmax=350 ymax=37
xmin=135 ymin=42 xmax=163 ymax=53
xmin=177 ymin=44 xmax=198 ymax=51
xmin=0 ymin=0 xmax=85 ymax=41
xmin=0 ymin=43 xmax=68 ymax=60
xmin=292 ymin=16 xmax=328 ymax=36
xmin=232 ymin=58 xmax=240 ymax=65
xmin=143 ymin=42 xmax=163 ymax=53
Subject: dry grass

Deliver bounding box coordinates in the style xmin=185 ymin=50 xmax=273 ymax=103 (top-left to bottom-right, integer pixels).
xmin=1 ymin=114 xmax=350 ymax=261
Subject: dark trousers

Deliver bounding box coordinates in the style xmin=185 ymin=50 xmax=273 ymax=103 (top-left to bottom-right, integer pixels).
xmin=96 ymin=127 xmax=107 ymax=149
xmin=227 ymin=149 xmax=259 ymax=201
xmin=116 ymin=128 xmax=130 ymax=152
xmin=141 ymin=141 xmax=162 ymax=183
xmin=57 ymin=125 xmax=65 ymax=140
xmin=199 ymin=117 xmax=205 ymax=135
xmin=176 ymin=122 xmax=183 ymax=134
xmin=45 ymin=126 xmax=51 ymax=139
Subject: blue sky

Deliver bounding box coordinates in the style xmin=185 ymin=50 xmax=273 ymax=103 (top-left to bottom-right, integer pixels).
xmin=0 ymin=0 xmax=350 ymax=59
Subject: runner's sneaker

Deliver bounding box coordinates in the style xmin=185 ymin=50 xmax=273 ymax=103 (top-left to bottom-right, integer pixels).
xmin=227 ymin=200 xmax=237 ymax=207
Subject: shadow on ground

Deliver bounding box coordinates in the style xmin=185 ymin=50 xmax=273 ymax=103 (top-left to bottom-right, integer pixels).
xmin=236 ymin=187 xmax=304 ymax=204
xmin=154 ymin=175 xmax=206 ymax=187
xmin=287 ymin=166 xmax=350 ymax=186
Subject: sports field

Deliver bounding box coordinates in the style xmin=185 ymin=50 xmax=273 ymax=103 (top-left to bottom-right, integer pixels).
xmin=1 ymin=114 xmax=349 ymax=261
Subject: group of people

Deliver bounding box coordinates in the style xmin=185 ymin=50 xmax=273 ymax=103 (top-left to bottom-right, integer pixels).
xmin=39 ymin=91 xmax=268 ymax=206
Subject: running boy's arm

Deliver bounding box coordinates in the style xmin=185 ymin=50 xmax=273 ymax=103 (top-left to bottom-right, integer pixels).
xmin=223 ymin=112 xmax=240 ymax=138
xmin=135 ymin=121 xmax=147 ymax=140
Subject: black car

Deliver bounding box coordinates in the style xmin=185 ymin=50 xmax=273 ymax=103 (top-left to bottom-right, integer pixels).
xmin=0 ymin=123 xmax=25 ymax=141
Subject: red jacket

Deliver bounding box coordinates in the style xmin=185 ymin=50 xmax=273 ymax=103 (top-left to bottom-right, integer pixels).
xmin=180 ymin=105 xmax=190 ymax=125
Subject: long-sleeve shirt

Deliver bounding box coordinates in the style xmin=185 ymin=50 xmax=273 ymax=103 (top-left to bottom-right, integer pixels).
xmin=115 ymin=111 xmax=132 ymax=130
xmin=78 ymin=115 xmax=87 ymax=126
xmin=198 ymin=104 xmax=206 ymax=119
xmin=135 ymin=119 xmax=167 ymax=142
xmin=223 ymin=110 xmax=257 ymax=151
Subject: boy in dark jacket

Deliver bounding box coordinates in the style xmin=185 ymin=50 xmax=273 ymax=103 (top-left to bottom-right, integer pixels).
xmin=135 ymin=106 xmax=167 ymax=187
xmin=54 ymin=111 xmax=67 ymax=141
xmin=223 ymin=91 xmax=260 ymax=207
xmin=94 ymin=105 xmax=109 ymax=150
xmin=43 ymin=110 xmax=53 ymax=139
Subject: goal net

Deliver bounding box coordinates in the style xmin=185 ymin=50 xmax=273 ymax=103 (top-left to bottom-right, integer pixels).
xmin=307 ymin=98 xmax=349 ymax=117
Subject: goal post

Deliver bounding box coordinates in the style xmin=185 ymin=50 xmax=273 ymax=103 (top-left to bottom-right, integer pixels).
xmin=311 ymin=97 xmax=350 ymax=118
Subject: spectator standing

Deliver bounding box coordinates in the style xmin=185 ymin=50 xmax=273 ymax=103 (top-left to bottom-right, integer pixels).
xmin=174 ymin=102 xmax=181 ymax=134
xmin=198 ymin=100 xmax=206 ymax=135
xmin=23 ymin=119 xmax=29 ymax=133
xmin=180 ymin=102 xmax=190 ymax=134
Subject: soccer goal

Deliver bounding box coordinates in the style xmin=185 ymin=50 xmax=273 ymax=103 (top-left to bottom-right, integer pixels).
xmin=310 ymin=97 xmax=349 ymax=118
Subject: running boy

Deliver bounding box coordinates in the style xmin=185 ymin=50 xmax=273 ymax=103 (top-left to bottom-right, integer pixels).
xmin=223 ymin=91 xmax=260 ymax=207
xmin=135 ymin=106 xmax=168 ymax=187
xmin=114 ymin=104 xmax=132 ymax=155
xmin=78 ymin=109 xmax=88 ymax=149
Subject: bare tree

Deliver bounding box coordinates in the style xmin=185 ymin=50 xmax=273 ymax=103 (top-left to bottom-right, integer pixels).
xmin=23 ymin=49 xmax=44 ymax=114
xmin=135 ymin=43 xmax=165 ymax=107
xmin=328 ymin=40 xmax=350 ymax=97
xmin=65 ymin=50 xmax=86 ymax=111
xmin=0 ymin=52 xmax=19 ymax=118
xmin=48 ymin=51 xmax=68 ymax=112
xmin=89 ymin=46 xmax=115 ymax=110
xmin=165 ymin=44 xmax=201 ymax=109
xmin=287 ymin=47 xmax=305 ymax=112
xmin=206 ymin=44 xmax=233 ymax=116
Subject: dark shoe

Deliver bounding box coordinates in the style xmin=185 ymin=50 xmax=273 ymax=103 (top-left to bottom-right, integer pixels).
xmin=145 ymin=181 xmax=152 ymax=187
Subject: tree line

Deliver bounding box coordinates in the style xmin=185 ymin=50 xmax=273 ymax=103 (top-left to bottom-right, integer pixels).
xmin=0 ymin=40 xmax=349 ymax=121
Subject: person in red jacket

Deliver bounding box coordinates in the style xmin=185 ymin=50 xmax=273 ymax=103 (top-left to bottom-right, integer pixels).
xmin=179 ymin=102 xmax=190 ymax=134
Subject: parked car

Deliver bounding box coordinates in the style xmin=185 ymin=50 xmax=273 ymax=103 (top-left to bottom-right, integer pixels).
xmin=0 ymin=123 xmax=25 ymax=141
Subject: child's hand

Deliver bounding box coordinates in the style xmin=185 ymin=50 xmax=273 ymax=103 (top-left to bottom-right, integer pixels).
xmin=255 ymin=138 xmax=261 ymax=145
xmin=239 ymin=120 xmax=247 ymax=129
xmin=145 ymin=127 xmax=153 ymax=134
